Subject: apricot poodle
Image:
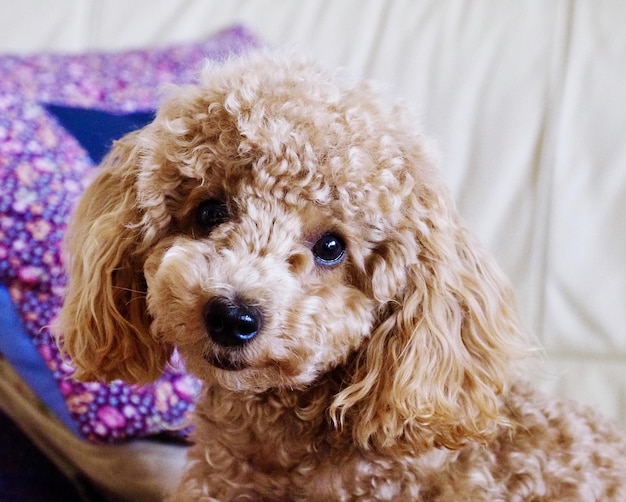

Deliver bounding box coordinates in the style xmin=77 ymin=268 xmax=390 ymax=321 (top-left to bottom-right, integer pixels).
xmin=56 ymin=53 xmax=626 ymax=500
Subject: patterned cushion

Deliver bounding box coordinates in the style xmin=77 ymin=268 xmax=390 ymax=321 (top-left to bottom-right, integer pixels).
xmin=0 ymin=25 xmax=261 ymax=442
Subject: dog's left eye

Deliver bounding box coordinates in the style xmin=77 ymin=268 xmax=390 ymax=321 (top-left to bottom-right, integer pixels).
xmin=312 ymin=233 xmax=346 ymax=266
xmin=195 ymin=200 xmax=228 ymax=231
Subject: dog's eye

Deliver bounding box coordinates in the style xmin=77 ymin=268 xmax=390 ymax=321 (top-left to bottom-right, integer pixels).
xmin=196 ymin=200 xmax=228 ymax=230
xmin=312 ymin=233 xmax=346 ymax=266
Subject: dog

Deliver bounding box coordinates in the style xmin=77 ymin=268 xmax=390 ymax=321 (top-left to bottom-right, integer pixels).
xmin=56 ymin=53 xmax=626 ymax=501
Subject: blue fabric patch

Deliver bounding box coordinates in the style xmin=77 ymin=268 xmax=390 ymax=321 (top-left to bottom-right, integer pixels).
xmin=0 ymin=285 xmax=80 ymax=435
xmin=44 ymin=105 xmax=154 ymax=164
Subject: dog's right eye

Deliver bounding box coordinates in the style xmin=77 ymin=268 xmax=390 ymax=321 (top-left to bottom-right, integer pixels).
xmin=195 ymin=200 xmax=228 ymax=231
xmin=312 ymin=233 xmax=346 ymax=266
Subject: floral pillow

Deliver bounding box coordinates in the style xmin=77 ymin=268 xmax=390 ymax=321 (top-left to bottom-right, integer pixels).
xmin=0 ymin=25 xmax=261 ymax=442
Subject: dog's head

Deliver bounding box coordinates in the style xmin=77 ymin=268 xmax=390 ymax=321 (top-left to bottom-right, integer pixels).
xmin=57 ymin=53 xmax=527 ymax=451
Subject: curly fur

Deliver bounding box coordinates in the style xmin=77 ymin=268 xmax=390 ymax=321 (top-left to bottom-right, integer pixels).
xmin=56 ymin=53 xmax=626 ymax=500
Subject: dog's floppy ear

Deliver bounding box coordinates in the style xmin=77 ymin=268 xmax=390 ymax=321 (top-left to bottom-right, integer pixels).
xmin=331 ymin=173 xmax=528 ymax=453
xmin=55 ymin=132 xmax=172 ymax=384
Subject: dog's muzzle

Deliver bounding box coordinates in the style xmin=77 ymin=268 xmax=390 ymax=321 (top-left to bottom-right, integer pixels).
xmin=204 ymin=297 xmax=263 ymax=348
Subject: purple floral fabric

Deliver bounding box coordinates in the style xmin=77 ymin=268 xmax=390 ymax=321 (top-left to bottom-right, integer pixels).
xmin=0 ymin=26 xmax=261 ymax=442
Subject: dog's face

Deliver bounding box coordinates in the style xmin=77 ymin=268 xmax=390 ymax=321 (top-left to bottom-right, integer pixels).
xmin=137 ymin=57 xmax=430 ymax=392
xmin=58 ymin=54 xmax=525 ymax=450
xmin=143 ymin=168 xmax=375 ymax=393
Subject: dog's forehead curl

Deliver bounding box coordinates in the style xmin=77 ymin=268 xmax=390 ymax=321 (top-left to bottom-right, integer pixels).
xmin=136 ymin=55 xmax=438 ymax=240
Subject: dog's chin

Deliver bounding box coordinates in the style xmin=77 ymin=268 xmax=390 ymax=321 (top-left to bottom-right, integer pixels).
xmin=207 ymin=363 xmax=279 ymax=393
xmin=200 ymin=353 xmax=320 ymax=393
xmin=205 ymin=354 xmax=248 ymax=372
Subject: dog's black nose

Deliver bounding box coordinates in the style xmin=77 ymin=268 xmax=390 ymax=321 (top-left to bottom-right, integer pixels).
xmin=204 ymin=298 xmax=262 ymax=347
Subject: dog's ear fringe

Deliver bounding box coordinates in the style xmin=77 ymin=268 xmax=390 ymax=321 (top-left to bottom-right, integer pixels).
xmin=329 ymin=217 xmax=530 ymax=453
xmin=53 ymin=133 xmax=172 ymax=385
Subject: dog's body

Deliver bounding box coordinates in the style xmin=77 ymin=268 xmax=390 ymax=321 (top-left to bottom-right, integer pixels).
xmin=184 ymin=380 xmax=626 ymax=500
xmin=56 ymin=53 xmax=626 ymax=500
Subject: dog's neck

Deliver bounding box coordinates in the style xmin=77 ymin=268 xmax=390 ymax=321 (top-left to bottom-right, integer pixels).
xmin=238 ymin=365 xmax=348 ymax=425
xmin=194 ymin=365 xmax=464 ymax=494
xmin=193 ymin=369 xmax=348 ymax=481
xmin=199 ymin=366 xmax=350 ymax=464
